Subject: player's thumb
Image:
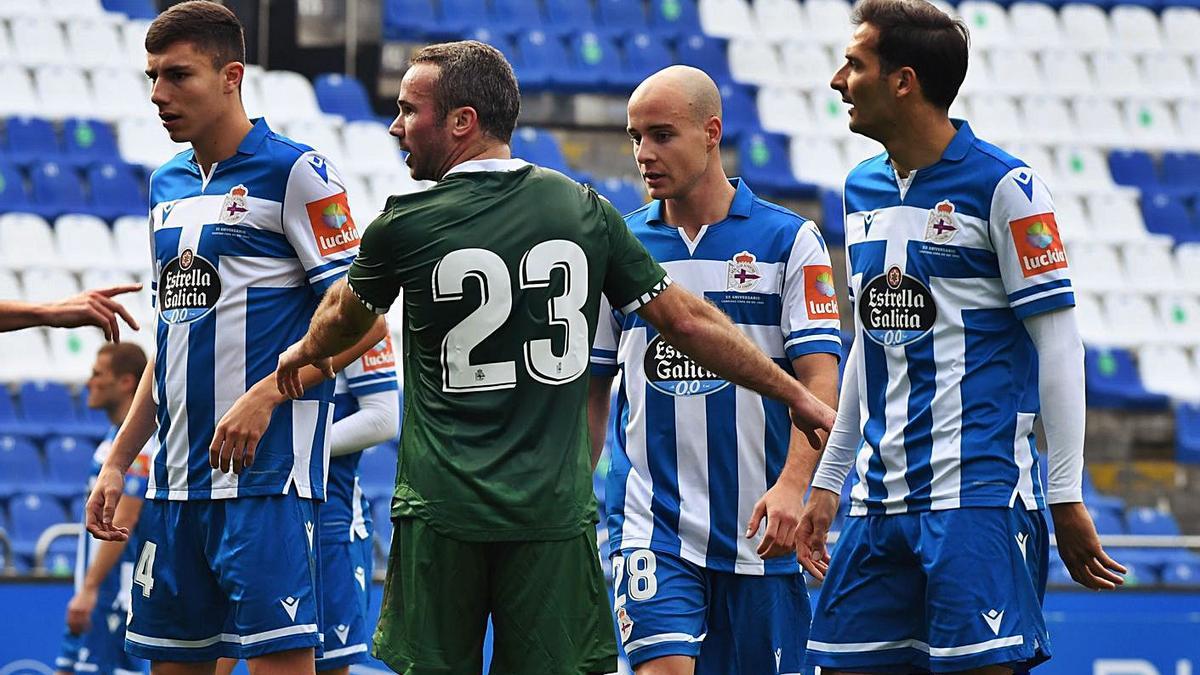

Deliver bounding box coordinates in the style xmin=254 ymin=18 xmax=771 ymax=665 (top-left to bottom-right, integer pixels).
xmin=746 ymin=500 xmax=766 ymax=538
xmin=101 ymin=489 xmax=118 ymax=525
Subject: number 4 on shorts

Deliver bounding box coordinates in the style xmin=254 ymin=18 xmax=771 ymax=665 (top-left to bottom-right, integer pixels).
xmin=134 ymin=541 xmax=157 ymax=598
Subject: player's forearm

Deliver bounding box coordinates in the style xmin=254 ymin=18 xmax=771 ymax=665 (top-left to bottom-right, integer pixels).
xmin=330 ymin=390 xmax=399 ymax=457
xmin=588 ymin=376 xmax=614 ymax=470
xmin=81 ymin=497 xmax=142 ymax=590
xmin=299 ymin=279 xmax=377 ymax=361
xmin=1025 ymin=308 xmax=1086 ymax=504
xmin=642 ymin=286 xmax=807 ymax=406
xmin=778 ymin=354 xmax=840 ymax=488
xmin=0 ymin=300 xmax=53 ymax=332
xmin=812 ymin=341 xmax=863 ymax=494
xmin=103 ymin=359 xmax=158 ymax=475
xmin=253 ymin=316 xmax=389 ymax=407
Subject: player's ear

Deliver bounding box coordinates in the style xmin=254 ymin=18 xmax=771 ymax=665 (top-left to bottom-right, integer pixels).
xmin=705 ymin=115 xmax=723 ymax=152
xmin=223 ymin=61 xmax=245 ymax=95
xmin=894 ymin=66 xmax=917 ymax=101
xmin=450 ymin=105 xmax=479 ymax=139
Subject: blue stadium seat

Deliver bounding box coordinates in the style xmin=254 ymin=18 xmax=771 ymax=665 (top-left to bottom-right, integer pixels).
xmin=1087 ymin=505 xmax=1126 ymax=535
xmin=29 ymin=161 xmax=86 ymax=221
xmin=510 ymin=126 xmax=591 ymax=183
xmin=514 ymin=31 xmax=570 ymax=91
xmin=382 ymin=0 xmax=439 ymax=40
xmin=647 ymin=0 xmax=702 ymax=40
xmin=0 ymin=161 xmax=31 ymax=212
xmin=435 ymin=0 xmax=490 ymax=37
xmin=100 ymin=0 xmax=158 ymax=19
xmin=488 ymin=0 xmax=545 ymax=37
xmin=0 ymin=435 xmax=44 ymax=498
xmin=621 ymin=32 xmax=676 ymax=87
xmin=544 ymin=0 xmax=598 ymax=35
xmin=1113 ymin=551 xmax=1161 ymax=587
xmin=0 ymin=390 xmax=42 ymax=439
xmin=1046 ymin=553 xmax=1073 ymax=585
xmin=43 ymin=436 xmax=93 ymax=499
xmin=1176 ymin=401 xmax=1200 ymax=463
xmin=1126 ymin=506 xmax=1182 ymax=536
xmin=87 ymin=162 xmax=144 ymax=221
xmin=1108 ymin=149 xmax=1159 ymax=193
xmin=1142 ymin=191 xmax=1200 ymax=243
xmin=820 ymin=188 xmax=846 ymax=245
xmin=4 ymin=117 xmax=60 ymax=169
xmin=738 ymin=131 xmax=814 ymax=198
xmin=595 ymin=177 xmax=646 ymax=216
xmin=565 ymin=32 xmax=623 ymax=91
xmin=676 ymin=34 xmax=731 ymax=85
xmin=1084 ymin=347 xmax=1170 ymax=410
xmin=597 ymin=0 xmax=651 ymax=38
xmin=719 ymin=83 xmax=759 ymax=141
xmin=19 ymin=381 xmax=86 ymax=438
xmin=357 ymin=441 xmax=398 ymax=503
xmin=314 ymin=74 xmax=375 ymax=122
xmin=1161 ymin=151 xmax=1200 ymax=196
xmin=75 ymin=387 xmax=110 ymax=440
xmin=63 ymin=119 xmax=120 ymax=169
xmin=1162 ymin=560 xmax=1200 ymax=587
xmin=8 ymin=492 xmax=70 ymax=560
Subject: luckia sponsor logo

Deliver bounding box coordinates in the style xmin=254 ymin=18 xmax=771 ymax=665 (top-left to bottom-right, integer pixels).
xmin=644 ymin=334 xmax=729 ymax=396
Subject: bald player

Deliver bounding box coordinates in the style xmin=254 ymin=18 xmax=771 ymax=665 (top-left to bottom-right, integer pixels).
xmin=588 ymin=66 xmax=842 ymax=674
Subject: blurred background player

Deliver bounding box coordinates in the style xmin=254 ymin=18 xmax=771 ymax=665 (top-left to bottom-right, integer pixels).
xmin=55 ymin=343 xmax=152 ymax=675
xmin=588 ymin=65 xmax=841 ymax=675
xmin=798 ymin=1 xmax=1127 ymax=673
xmin=1 ymin=284 xmax=142 ymax=342
xmin=273 ymin=40 xmax=835 ymax=675
xmin=84 ymin=3 xmax=384 ymax=675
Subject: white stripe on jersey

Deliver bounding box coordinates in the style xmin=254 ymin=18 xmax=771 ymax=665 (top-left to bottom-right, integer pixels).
xmin=165 ymin=323 xmax=190 ymax=497
xmin=350 ymin=476 xmax=368 ymax=540
xmin=285 ymin=401 xmax=322 ymax=498
xmin=734 ymin=386 xmax=766 ymax=575
xmin=674 ymin=393 xmax=710 ymax=565
xmin=618 ymin=329 xmax=655 ymax=549
xmin=1012 ymin=412 xmax=1037 ymax=509
xmin=929 ymin=284 xmax=966 ymax=510
xmin=661 ymin=259 xmax=785 ymax=295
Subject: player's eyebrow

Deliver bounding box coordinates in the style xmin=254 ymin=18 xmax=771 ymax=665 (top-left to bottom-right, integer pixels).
xmin=630 ymin=124 xmax=676 ymax=135
xmin=145 ymin=64 xmax=190 ymax=80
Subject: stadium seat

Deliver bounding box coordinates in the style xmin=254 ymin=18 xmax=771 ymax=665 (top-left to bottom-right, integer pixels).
xmin=1138 ymin=346 xmax=1200 ymax=400
xmin=19 ymin=380 xmax=85 ymax=437
xmin=62 ymin=118 xmax=120 ymax=169
xmin=0 ymin=437 xmax=45 ymax=497
xmin=0 ymin=65 xmax=39 ymax=118
xmin=116 ymin=117 xmax=189 ymax=169
xmin=1109 ymin=549 xmax=1161 ymax=587
xmin=1087 ymin=504 xmax=1126 ymax=535
xmin=313 ymin=73 xmax=375 ymax=122
xmin=1162 ymin=151 xmax=1200 ymax=197
xmin=8 ymin=492 xmax=72 ymax=563
xmin=258 ymin=70 xmax=324 ymax=125
xmin=596 ymin=0 xmax=651 ymax=38
xmin=1155 ymin=294 xmax=1200 ymax=345
xmin=47 ymin=326 xmax=105 ymax=384
xmin=1054 ymin=146 xmax=1116 ymax=193
xmin=1037 ymin=48 xmax=1095 ymax=98
xmin=545 ymin=0 xmax=597 ymax=35
xmin=0 ymin=160 xmax=31 ymax=211
xmin=1090 ymin=195 xmax=1151 ymax=242
xmin=358 ymin=442 xmax=398 ymax=503
xmin=117 ymin=19 xmax=152 ymax=70
xmin=44 ymin=0 xmax=104 ymax=21
xmin=113 ymin=215 xmax=153 ymax=274
xmin=75 ymin=387 xmax=110 ymax=439
xmin=1072 ymin=96 xmax=1128 ymax=148
xmin=1142 ymin=191 xmax=1200 ymax=243
xmin=1093 ymin=51 xmax=1146 ymax=99
xmin=0 ymin=329 xmax=52 ymax=382
xmin=9 ymin=16 xmax=70 ymax=67
xmin=728 ymin=38 xmax=786 ymax=87
xmin=1060 ymin=4 xmax=1114 ymax=51
xmin=675 ymin=33 xmax=731 ymax=85
xmin=967 ymin=94 xmax=1022 ymax=146
xmin=719 ymin=82 xmax=760 ymax=142
xmin=1019 ymin=96 xmax=1072 ymax=145
xmin=1127 ymin=506 xmax=1183 ymax=536
xmin=809 ymin=87 xmax=854 ymax=139
xmin=487 ymin=0 xmax=545 ymax=37
xmin=3 ymin=116 xmax=60 ymax=168
xmin=1009 ymin=2 xmax=1063 ymax=50
xmin=0 ymin=212 xmax=56 ymax=271
xmin=621 ymin=32 xmax=675 ymax=87
xmin=1162 ymin=560 xmax=1200 ymax=586
xmin=990 ymin=49 xmax=1043 ymax=97
xmin=281 ymin=119 xmax=347 ymax=171
xmin=34 ymin=64 xmax=96 ymax=122
xmin=382 ymin=0 xmax=439 ymax=40
xmin=1053 ymin=194 xmax=1090 ymax=242
xmin=65 ymin=19 xmax=125 ymax=69
xmin=1125 ymin=99 xmax=1182 ymax=152
xmin=752 ymin=0 xmax=806 ymax=44
xmin=595 ymin=177 xmax=646 ymax=215
xmin=698 ymin=0 xmax=756 ymax=40
xmin=513 ymin=30 xmax=570 ymax=91
xmin=28 ymin=161 xmax=85 ymax=221
xmin=101 ymin=0 xmax=158 ymax=19
xmin=87 ymin=162 xmax=145 ymax=221
xmin=1102 ymin=294 xmax=1163 ymax=347
xmin=758 ymin=87 xmax=811 ymax=137
xmin=1076 ymin=293 xmax=1112 ymax=344
xmin=0 ymin=269 xmax=19 ymax=300
xmin=1162 ymin=6 xmax=1200 ymax=53
xmin=780 ymin=42 xmax=835 ymax=92
xmin=956 ymin=1 xmax=1012 ymax=49
xmin=1109 ymin=149 xmax=1159 ymax=192
xmin=1111 ymin=5 xmax=1164 ymax=51
xmin=790 ymin=137 xmax=848 ymax=190
xmin=510 ymin=126 xmax=579 ymax=178
xmin=21 ymin=268 xmax=80 ymax=307
xmin=340 ymin=120 xmax=403 ymax=176
xmin=1143 ymin=53 xmax=1195 ymax=101
xmin=89 ymin=67 xmax=153 ymax=124
xmin=738 ymin=131 xmax=814 ymax=198
xmin=42 ymin=435 xmax=93 ymax=498
xmin=55 ymin=213 xmax=118 ymax=274
xmin=804 ymin=0 xmax=853 ymax=47
xmin=1084 ymin=347 xmax=1170 ymax=410
xmin=0 ymin=0 xmax=45 ymax=19
xmin=565 ymin=32 xmax=624 ymax=91
xmin=432 ymin=0 xmax=489 ymax=38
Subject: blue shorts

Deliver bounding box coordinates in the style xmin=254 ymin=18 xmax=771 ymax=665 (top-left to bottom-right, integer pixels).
xmin=314 ymin=535 xmax=374 ymax=670
xmin=807 ymin=506 xmax=1051 ymax=673
xmin=612 ymin=548 xmax=809 ymax=674
xmin=56 ymin=609 xmax=145 ymax=675
xmin=125 ymin=495 xmax=322 ymax=663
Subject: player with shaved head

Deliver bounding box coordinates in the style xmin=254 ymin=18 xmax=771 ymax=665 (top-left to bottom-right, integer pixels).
xmin=588 ymin=65 xmax=842 ymax=674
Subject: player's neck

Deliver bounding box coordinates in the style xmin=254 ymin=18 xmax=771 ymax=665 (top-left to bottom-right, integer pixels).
xmin=662 ymin=169 xmax=735 ymax=239
xmin=883 ymin=112 xmax=957 ymax=178
xmin=437 ymin=138 xmax=511 ymax=179
xmin=191 ymin=114 xmax=255 ymax=174
xmin=107 ymin=398 xmax=132 ymax=426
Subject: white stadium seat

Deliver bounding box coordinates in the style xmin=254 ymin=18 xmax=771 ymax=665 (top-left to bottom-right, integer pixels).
xmin=1038 ymin=49 xmax=1095 ymax=98
xmin=757 ymin=86 xmax=810 ymax=136
xmin=1091 ymin=50 xmax=1146 ymax=99
xmin=55 ymin=214 xmax=118 ymax=272
xmin=0 ymin=0 xmax=45 ymax=19
xmin=341 ymin=120 xmax=405 ymax=175
xmin=66 ymin=19 xmax=125 ymax=69
xmin=1175 ymin=243 xmax=1200 ymax=292
xmin=1102 ymin=293 xmax=1161 ymax=348
xmin=955 ymin=1 xmax=1011 ymax=49
xmin=1008 ymin=2 xmax=1063 ymax=50
xmin=1155 ymin=295 xmax=1200 ymax=347
xmin=698 ymin=0 xmax=757 ymax=40
xmin=1073 ymin=293 xmax=1108 ymax=345
xmin=1124 ymin=98 xmax=1182 ymax=151
xmin=987 ymin=48 xmax=1043 ymax=96
xmin=841 ymin=133 xmax=884 ymax=166
xmin=117 ymin=116 xmax=188 ymax=169
xmin=0 ymin=269 xmax=21 ymax=300
xmin=1111 ymin=5 xmax=1164 ymax=53
xmin=258 ymin=69 xmax=324 ymax=125
xmin=808 ymin=87 xmax=853 ymax=138
xmin=1121 ymin=240 xmax=1178 ymax=293
xmin=1008 ymin=144 xmax=1058 ymax=186
xmin=0 ymin=213 xmax=57 ymax=271
xmin=241 ymin=64 xmax=267 ymax=120
xmin=789 ymin=136 xmax=847 ymax=189
xmin=283 ymin=119 xmax=348 ymax=171
xmin=0 ymin=64 xmax=38 ymax=117
xmin=1066 ymin=242 xmax=1121 ymax=293
xmin=1019 ymin=96 xmax=1073 ymax=145
xmin=1085 ymin=192 xmax=1151 ymax=243
xmin=119 ymin=19 xmax=151 ymax=70
xmin=1052 ymin=194 xmax=1090 ymax=243
xmin=1143 ymin=53 xmax=1196 ymax=100
xmin=90 ymin=67 xmax=154 ymax=123
xmin=804 ymin=0 xmax=853 ymax=47
xmin=112 ymin=215 xmax=153 ymax=274
xmin=0 ymin=328 xmax=52 ymax=381
xmin=752 ymin=0 xmax=806 ymax=45
xmin=1162 ymin=7 xmax=1200 ymax=56
xmin=44 ymin=0 xmax=105 ymax=21
xmin=47 ymin=325 xmax=105 ymax=382
xmin=966 ymin=93 xmax=1022 ymax=145
xmin=34 ymin=64 xmax=95 ymax=120
xmin=21 ymin=268 xmax=80 ymax=305
xmin=728 ymin=38 xmax=786 ymax=87
xmin=367 ymin=171 xmax=433 ymax=205
xmin=1060 ymin=4 xmax=1114 ymax=52
xmin=9 ymin=15 xmax=69 ymax=67
xmin=779 ymin=41 xmax=835 ymax=91
xmin=1070 ymin=98 xmax=1127 ymax=148
xmin=1139 ymin=345 xmax=1200 ymax=400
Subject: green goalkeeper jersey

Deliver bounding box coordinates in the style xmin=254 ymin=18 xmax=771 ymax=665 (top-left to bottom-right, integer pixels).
xmin=347 ymin=159 xmax=668 ymax=541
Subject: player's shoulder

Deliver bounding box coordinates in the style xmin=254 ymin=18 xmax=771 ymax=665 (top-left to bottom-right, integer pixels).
xmin=845 ymin=149 xmax=891 ymax=185
xmin=148 ymin=149 xmax=198 ymax=203
xmin=622 ymin=200 xmax=654 ymax=230
xmin=962 ymin=133 xmax=1033 ymax=188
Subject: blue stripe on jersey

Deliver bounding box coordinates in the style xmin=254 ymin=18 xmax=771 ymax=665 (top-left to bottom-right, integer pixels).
xmin=903 ymin=333 xmax=936 ymax=507
xmin=861 ymin=339 xmax=891 ymax=515
xmin=186 ymin=267 xmax=217 ymax=498
xmin=306 ymin=257 xmax=353 ymax=281
xmin=151 ymin=123 xmax=311 ymax=204
xmin=1008 ymin=279 xmax=1072 ymax=304
xmin=216 ymin=227 xmax=296 ymax=259
xmin=645 ymin=383 xmax=683 ymax=554
xmin=605 ymin=385 xmax=633 ymax=551
xmin=246 ymin=288 xmax=329 ymax=398
xmin=704 ymin=384 xmax=739 ymax=563
xmin=785 ymin=327 xmax=844 ymax=360
xmin=309 ymin=400 xmax=330 ymax=495
xmin=907 ymin=241 xmax=1000 ymax=279
xmin=347 ymin=372 xmax=397 ymax=386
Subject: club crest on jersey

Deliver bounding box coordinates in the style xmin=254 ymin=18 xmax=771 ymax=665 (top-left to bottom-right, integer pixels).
xmin=617 ymin=607 xmax=634 ymax=642
xmin=727 ymin=250 xmax=762 ymax=291
xmin=924 ymin=200 xmax=958 ymax=244
xmin=859 ymin=265 xmax=937 ymax=347
xmin=158 ymin=248 xmax=221 ymax=324
xmin=219 ymin=184 xmax=250 ymax=224
xmin=306 ymin=191 xmax=360 ymax=257
xmin=644 ymin=334 xmax=730 ymax=397
xmin=361 ymin=335 xmax=396 ymax=372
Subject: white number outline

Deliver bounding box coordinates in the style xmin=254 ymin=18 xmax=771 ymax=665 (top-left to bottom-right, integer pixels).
xmin=133 ymin=540 xmax=156 ymax=598
xmin=519 ymin=240 xmax=590 ymax=385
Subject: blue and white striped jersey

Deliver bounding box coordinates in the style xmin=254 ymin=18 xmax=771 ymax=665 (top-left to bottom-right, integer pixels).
xmin=322 ymin=335 xmax=399 ymax=544
xmin=146 ymin=118 xmax=360 ymax=500
xmin=592 ymin=179 xmax=842 ymax=575
xmin=842 ymin=121 xmax=1071 ymax=516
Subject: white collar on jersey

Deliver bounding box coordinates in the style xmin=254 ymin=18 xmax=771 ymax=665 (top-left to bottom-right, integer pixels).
xmin=444 ymin=158 xmax=531 ymax=177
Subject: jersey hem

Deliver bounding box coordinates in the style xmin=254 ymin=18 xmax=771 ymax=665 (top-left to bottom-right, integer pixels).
xmin=847 ymin=499 xmax=1043 ymax=514
xmin=395 ymin=504 xmax=596 ymax=542
xmin=147 ymin=485 xmax=323 ymax=501
xmin=609 ymin=538 xmax=802 ymax=576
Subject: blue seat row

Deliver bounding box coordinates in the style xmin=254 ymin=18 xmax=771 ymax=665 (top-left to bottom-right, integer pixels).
xmin=0 ymin=383 xmax=109 ymax=440
xmin=1110 ymin=150 xmax=1200 ymax=197
xmin=0 ymin=117 xmax=121 ymax=171
xmin=313 ymin=74 xmax=377 ymax=122
xmin=0 ymin=435 xmax=99 ymax=500
xmin=99 ymin=0 xmax=158 ymax=19
xmin=0 ymin=159 xmax=145 ymax=222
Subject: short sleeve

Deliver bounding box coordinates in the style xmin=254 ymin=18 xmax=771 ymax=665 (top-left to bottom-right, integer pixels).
xmin=780 ymin=221 xmax=843 ymax=360
xmin=600 ymin=200 xmax=670 ymax=314
xmin=989 ymin=167 xmax=1075 ymax=320
xmin=347 ymin=212 xmax=403 ymax=315
xmin=281 ymin=152 xmax=361 ymax=296
xmin=343 ymin=334 xmax=401 ymax=396
xmin=590 ymin=295 xmax=622 ymax=377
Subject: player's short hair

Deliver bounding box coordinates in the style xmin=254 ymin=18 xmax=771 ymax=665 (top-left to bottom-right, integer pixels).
xmin=98 ymin=343 xmax=148 ymax=382
xmin=852 ymin=0 xmax=969 ymax=110
xmin=145 ymin=0 xmax=246 ymax=70
xmin=410 ymin=41 xmax=521 ymax=144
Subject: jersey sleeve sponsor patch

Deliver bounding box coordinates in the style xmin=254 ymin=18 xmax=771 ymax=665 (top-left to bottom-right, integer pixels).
xmin=1009 ymin=212 xmax=1067 ymax=278
xmin=305 ymin=191 xmax=360 ymax=257
xmin=361 ymin=335 xmax=397 ymax=372
xmin=803 ymin=265 xmax=840 ymax=320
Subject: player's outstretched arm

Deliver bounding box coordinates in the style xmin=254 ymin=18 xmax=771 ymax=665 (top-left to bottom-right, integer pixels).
xmin=87 ymin=358 xmax=157 ymax=541
xmin=749 ymin=353 xmax=839 ymax=560
xmin=587 ymin=376 xmax=615 ymax=470
xmin=276 ymin=279 xmax=378 ymax=399
xmin=1026 ymin=308 xmax=1126 ymax=590
xmin=0 ymin=284 xmax=141 ymax=341
xmin=67 ymin=494 xmax=144 ymax=634
xmin=212 ymin=316 xmax=388 ymax=474
xmin=636 ymin=284 xmax=836 ymax=446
